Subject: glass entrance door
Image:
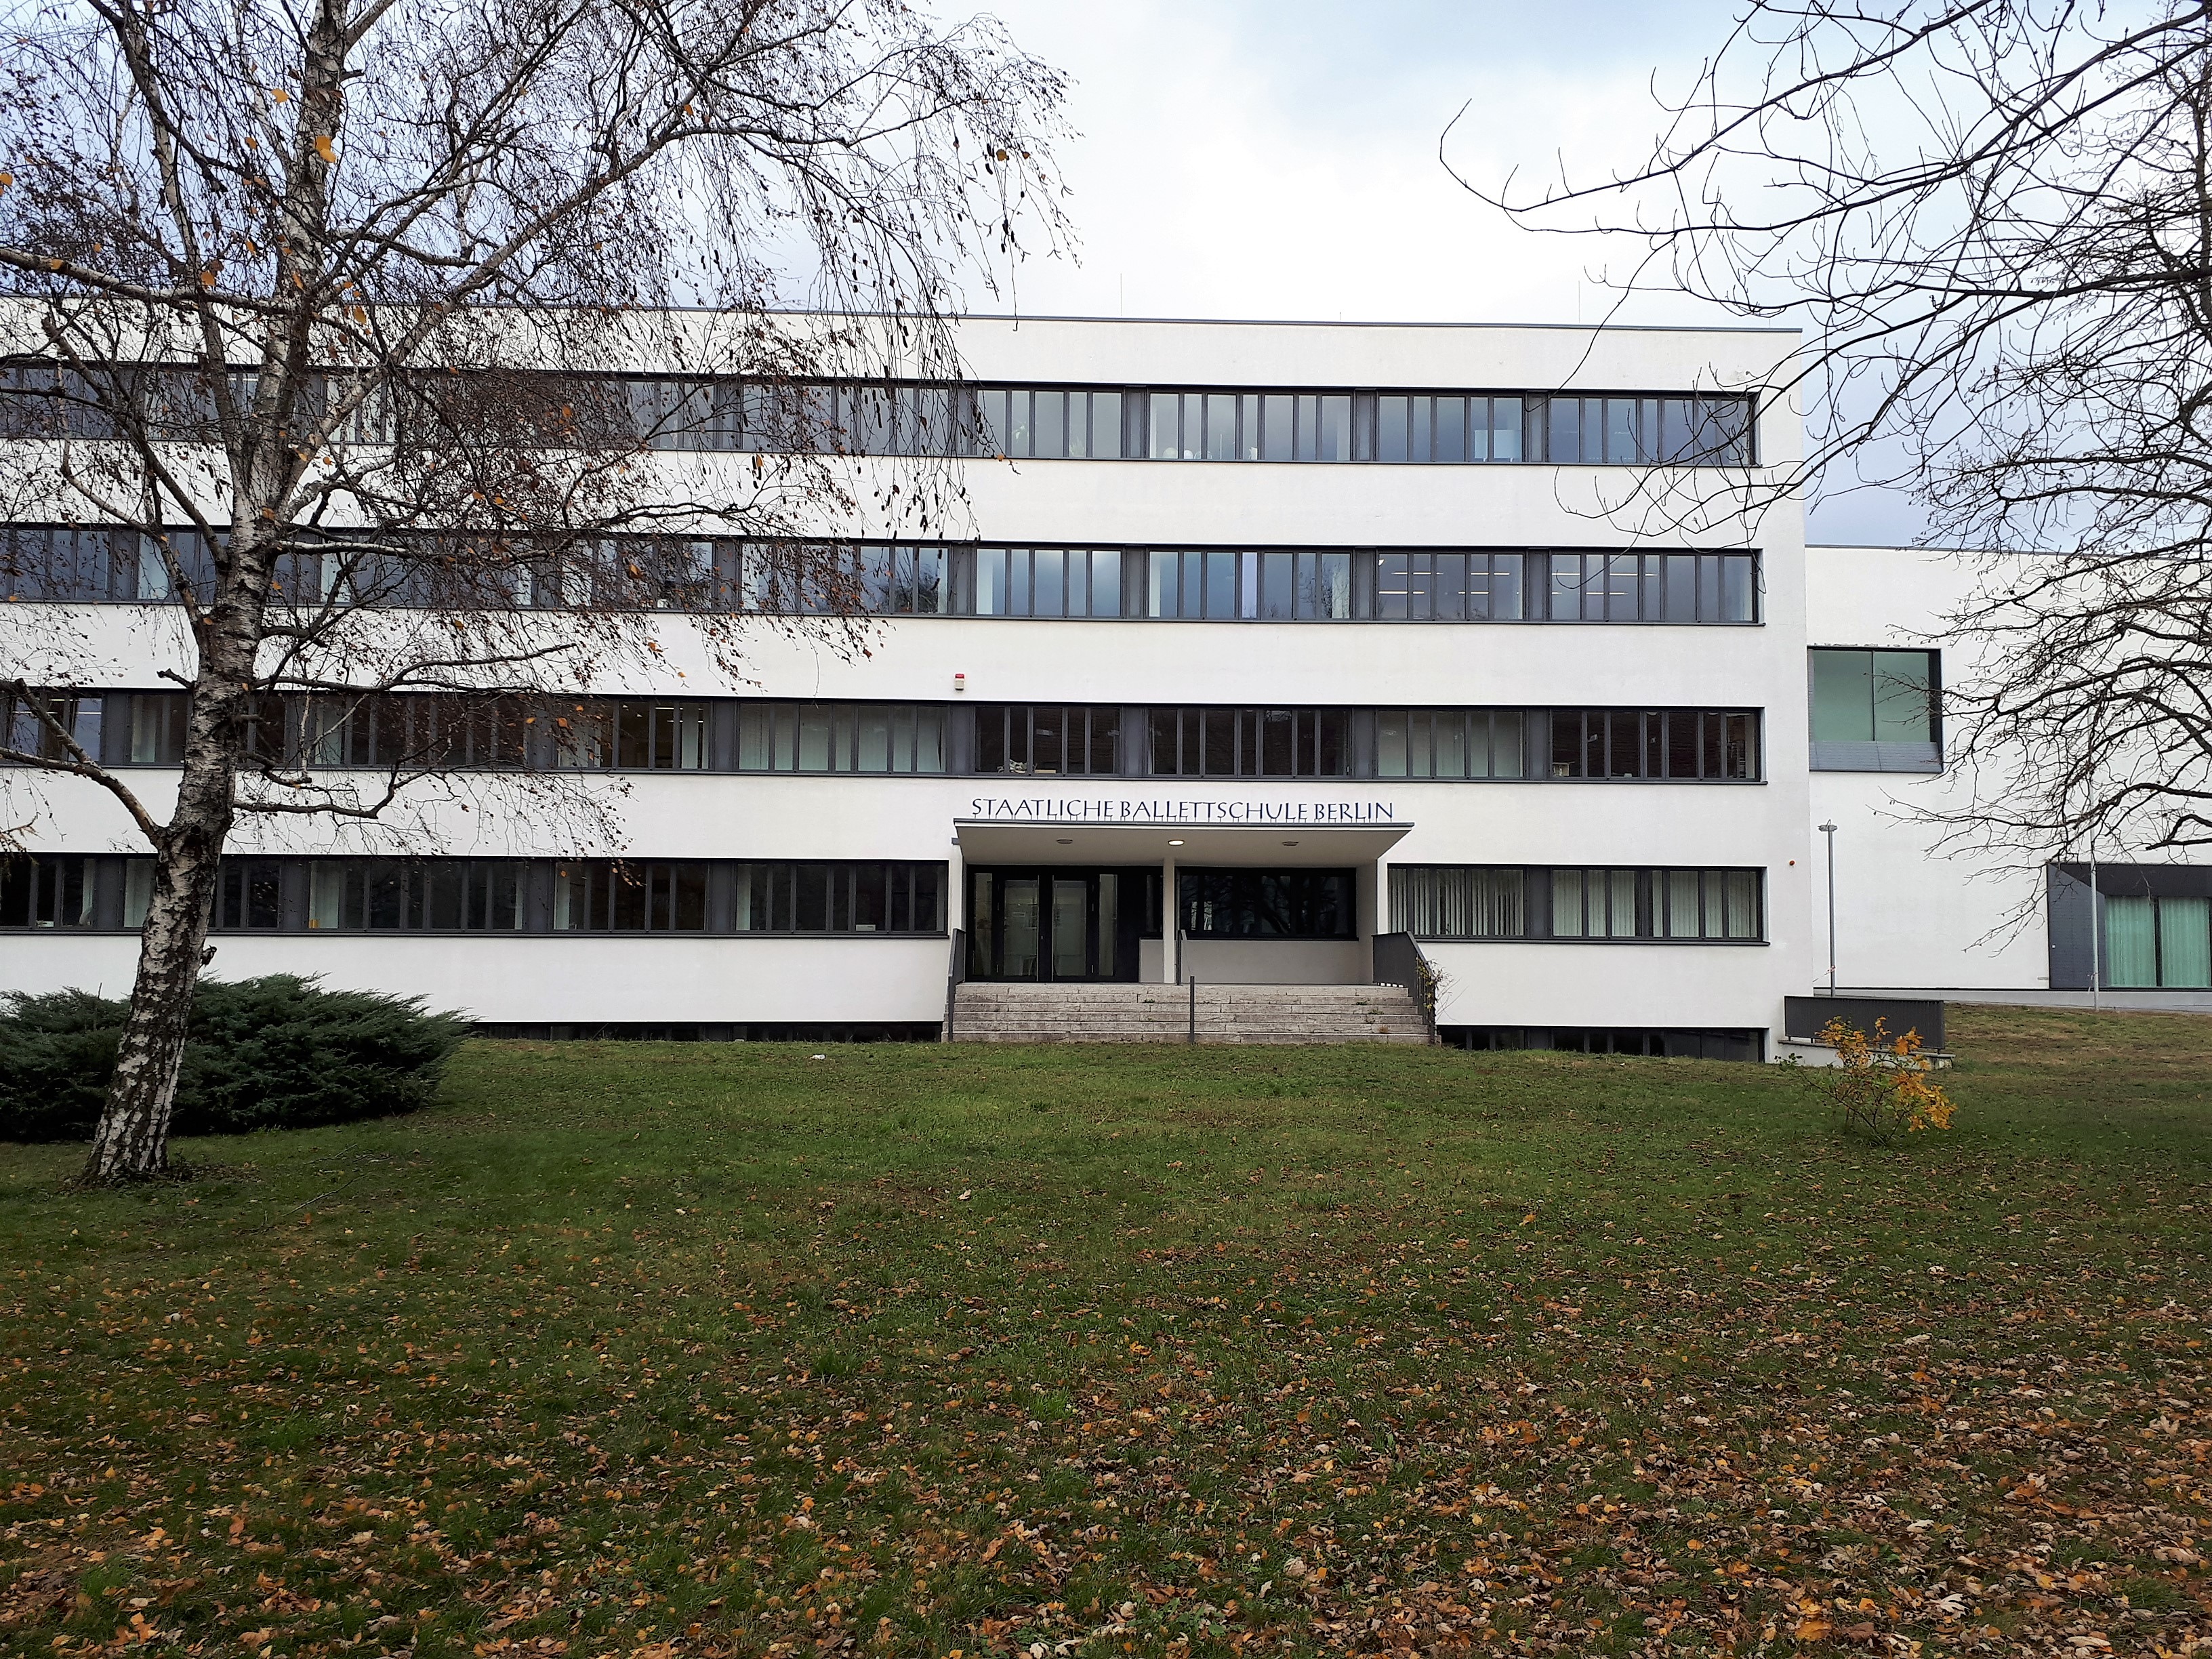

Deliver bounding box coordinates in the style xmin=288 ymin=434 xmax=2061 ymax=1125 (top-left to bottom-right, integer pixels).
xmin=967 ymin=867 xmax=1145 ymax=982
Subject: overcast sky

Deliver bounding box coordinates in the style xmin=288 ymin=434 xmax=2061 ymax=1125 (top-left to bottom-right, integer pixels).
xmin=970 ymin=0 xmax=1916 ymax=543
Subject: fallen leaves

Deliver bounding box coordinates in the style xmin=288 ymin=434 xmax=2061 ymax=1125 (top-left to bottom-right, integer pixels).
xmin=2 ymin=1015 xmax=2210 ymax=1656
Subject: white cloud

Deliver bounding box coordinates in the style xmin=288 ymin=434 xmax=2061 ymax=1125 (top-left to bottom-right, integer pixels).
xmin=962 ymin=0 xmax=1921 ymax=541
xmin=971 ymin=0 xmax=1744 ymax=325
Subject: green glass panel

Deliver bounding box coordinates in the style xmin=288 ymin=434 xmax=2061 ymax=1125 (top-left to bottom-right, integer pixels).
xmin=1872 ymin=650 xmax=1936 ymax=742
xmin=2158 ymin=896 xmax=2211 ymax=989
xmin=2104 ymin=895 xmax=2157 ymax=987
xmin=1810 ymin=649 xmax=1875 ymax=741
xmin=1050 ymin=878 xmax=1087 ymax=979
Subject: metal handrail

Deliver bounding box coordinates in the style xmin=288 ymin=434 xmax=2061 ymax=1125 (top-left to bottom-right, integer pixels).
xmin=943 ymin=927 xmax=966 ymax=1043
xmin=1372 ymin=930 xmax=1440 ymax=1044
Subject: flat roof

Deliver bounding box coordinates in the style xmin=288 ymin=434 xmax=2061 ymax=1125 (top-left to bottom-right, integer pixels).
xmin=592 ymin=303 xmax=1801 ymax=335
xmin=955 ymin=313 xmax=1802 ymax=335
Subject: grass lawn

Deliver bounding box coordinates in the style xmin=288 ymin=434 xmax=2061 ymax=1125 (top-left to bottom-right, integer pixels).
xmin=3 ymin=1006 xmax=2210 ymax=1658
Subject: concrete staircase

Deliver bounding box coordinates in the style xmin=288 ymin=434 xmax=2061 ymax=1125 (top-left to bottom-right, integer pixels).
xmin=949 ymin=981 xmax=1431 ymax=1044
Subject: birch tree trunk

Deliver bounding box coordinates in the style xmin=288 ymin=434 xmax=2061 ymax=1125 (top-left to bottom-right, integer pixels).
xmin=78 ymin=0 xmax=333 ymax=1183
xmin=1 ymin=0 xmax=1067 ymax=1182
xmin=79 ymin=530 xmax=283 ymax=1182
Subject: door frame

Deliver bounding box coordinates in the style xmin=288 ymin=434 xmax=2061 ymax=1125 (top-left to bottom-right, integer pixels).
xmin=965 ymin=865 xmax=1147 ymax=983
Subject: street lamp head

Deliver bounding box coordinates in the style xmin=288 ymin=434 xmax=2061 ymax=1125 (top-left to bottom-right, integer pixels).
xmin=1818 ymin=821 xmax=1838 ymax=833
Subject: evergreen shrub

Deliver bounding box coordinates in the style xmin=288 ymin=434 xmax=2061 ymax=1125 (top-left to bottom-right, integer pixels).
xmin=0 ymin=975 xmax=467 ymax=1143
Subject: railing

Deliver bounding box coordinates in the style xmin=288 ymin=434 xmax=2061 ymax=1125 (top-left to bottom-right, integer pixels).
xmin=943 ymin=927 xmax=966 ymax=1043
xmin=1372 ymin=931 xmax=1440 ymax=1044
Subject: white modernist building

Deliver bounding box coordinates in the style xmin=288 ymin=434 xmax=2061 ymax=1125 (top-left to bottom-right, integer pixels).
xmin=5 ymin=316 xmax=2203 ymax=1051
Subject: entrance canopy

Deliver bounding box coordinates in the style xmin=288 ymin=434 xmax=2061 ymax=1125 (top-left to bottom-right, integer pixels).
xmin=952 ymin=819 xmax=1412 ymax=866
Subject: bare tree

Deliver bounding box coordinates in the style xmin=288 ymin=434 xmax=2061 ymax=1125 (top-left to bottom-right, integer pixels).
xmin=1460 ymin=2 xmax=2212 ymax=867
xmin=0 ymin=0 xmax=1067 ymax=1183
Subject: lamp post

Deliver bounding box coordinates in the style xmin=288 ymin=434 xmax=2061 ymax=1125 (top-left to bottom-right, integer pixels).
xmin=2089 ymin=845 xmax=2101 ymax=1013
xmin=1818 ymin=821 xmax=1839 ymax=995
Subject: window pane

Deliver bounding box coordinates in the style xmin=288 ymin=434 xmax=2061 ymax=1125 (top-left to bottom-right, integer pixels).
xmin=1490 ymin=555 xmax=1521 ymax=621
xmin=1149 ymin=550 xmax=1180 ymax=618
xmin=1550 ymin=554 xmax=1584 ymax=621
xmin=1202 ymin=707 xmax=1235 ymax=774
xmin=1089 ymin=548 xmax=1121 ymax=617
xmin=1261 ymin=394 xmax=1294 ymax=461
xmin=1144 ymin=708 xmax=1172 ymax=773
xmin=1433 ymin=552 xmax=1467 ymax=621
xmin=1376 ymin=553 xmax=1410 ymax=620
xmin=2159 ymin=896 xmax=2212 ymax=989
xmin=974 ymin=547 xmax=1007 ymax=616
xmin=796 ymin=704 xmax=831 ymax=770
xmin=1408 ymin=553 xmax=1435 ymax=619
xmin=1008 ymin=389 xmax=1032 ymax=456
xmin=1034 ymin=390 xmax=1065 ymax=459
xmin=1603 ymin=554 xmax=1639 ymax=621
xmin=1204 ymin=394 xmax=1237 ymax=461
xmin=1605 ymin=398 xmax=1639 ymax=464
xmin=1485 ymin=397 xmax=1519 ymax=462
xmin=1727 ymin=712 xmax=1755 ymax=779
xmin=1661 ymin=553 xmax=1696 ymax=623
xmin=855 ymin=544 xmax=895 ymax=613
xmin=1085 ymin=708 xmax=1115 ymax=773
xmin=1377 ymin=396 xmax=1409 ymax=464
xmin=1666 ymin=870 xmax=1701 ymax=938
xmin=1435 ymin=396 xmax=1465 ymax=464
xmin=1377 ymin=712 xmax=1408 ymax=778
xmin=1490 ymin=711 xmax=1523 ymax=777
xmin=1435 ymin=711 xmax=1467 ymax=778
xmin=1060 ymin=548 xmax=1088 ymax=619
xmin=1552 ymin=871 xmax=1585 ymax=937
xmin=1811 ymin=651 xmax=1875 ymax=741
xmin=1871 ymin=650 xmax=1936 ymax=741
xmin=1033 ymin=548 xmax=1064 ymax=617
xmin=1317 ymin=552 xmax=1351 ymax=619
xmin=1314 ymin=710 xmax=1349 ymax=775
xmin=2105 ymin=895 xmax=2157 ymax=986
xmin=857 ymin=706 xmax=890 ymax=772
xmin=1203 ymin=550 xmax=1237 ymax=618
xmin=1702 ymin=398 xmax=1753 ymax=464
xmin=1607 ymin=870 xmax=1638 ymax=937
xmin=916 ymin=546 xmax=942 ymax=619
xmin=976 ymin=707 xmax=1006 ymax=773
xmin=1008 ymin=548 xmax=1031 ymax=616
xmin=1033 ymin=707 xmax=1065 ymax=775
xmin=1092 ymin=391 xmax=1121 ymax=457
xmin=1259 ymin=551 xmax=1294 ymax=619
xmin=1607 ymin=710 xmax=1639 ymax=777
xmin=1723 ymin=871 xmax=1759 ymax=939
xmin=1151 ymin=392 xmax=1181 ymax=459
xmin=1547 ymin=398 xmax=1580 ymax=462
xmin=735 ymin=704 xmax=768 ymax=770
xmin=1316 ymin=396 xmax=1351 ymax=462
xmin=1721 ymin=554 xmax=1754 ymax=621
xmin=674 ymin=866 xmax=708 ymax=931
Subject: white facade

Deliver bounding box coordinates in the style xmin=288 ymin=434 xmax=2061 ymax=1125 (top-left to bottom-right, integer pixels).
xmin=24 ymin=314 xmax=2076 ymax=1052
xmin=1803 ymin=544 xmax=2212 ymax=1013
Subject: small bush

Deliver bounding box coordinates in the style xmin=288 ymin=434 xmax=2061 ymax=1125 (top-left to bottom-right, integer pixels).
xmin=0 ymin=975 xmax=468 ymax=1143
xmin=1814 ymin=1015 xmax=1957 ymax=1145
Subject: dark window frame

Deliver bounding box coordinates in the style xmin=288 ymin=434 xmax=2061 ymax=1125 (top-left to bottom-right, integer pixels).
xmin=1391 ymin=863 xmax=1767 ymax=943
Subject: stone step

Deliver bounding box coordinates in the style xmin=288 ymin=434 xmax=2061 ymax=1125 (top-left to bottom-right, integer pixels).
xmin=949 ymin=981 xmax=1429 ymax=1045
